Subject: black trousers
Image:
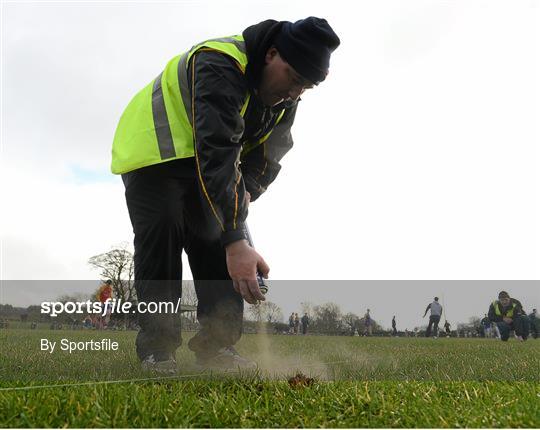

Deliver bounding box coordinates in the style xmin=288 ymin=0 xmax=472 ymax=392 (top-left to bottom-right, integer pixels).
xmin=122 ymin=159 xmax=243 ymax=361
xmin=496 ymin=315 xmax=530 ymax=341
xmin=426 ymin=315 xmax=441 ymax=337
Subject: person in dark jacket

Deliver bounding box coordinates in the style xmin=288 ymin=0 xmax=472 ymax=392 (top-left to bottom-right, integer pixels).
xmin=529 ymin=309 xmax=538 ymax=339
xmin=115 ymin=18 xmax=340 ymax=373
xmin=293 ymin=313 xmax=300 ymax=335
xmin=363 ymin=309 xmax=372 ymax=336
xmin=488 ymin=291 xmax=530 ymax=341
xmin=288 ymin=312 xmax=295 ymax=334
xmin=391 ymin=316 xmax=397 ymax=336
xmin=301 ymin=313 xmax=309 ymax=335
xmin=480 ymin=314 xmax=492 ymax=338
xmin=443 ymin=320 xmax=451 ymax=338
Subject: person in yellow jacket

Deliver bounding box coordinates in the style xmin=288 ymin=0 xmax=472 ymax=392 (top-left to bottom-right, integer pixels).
xmin=112 ymin=17 xmax=340 ymax=373
xmin=488 ymin=291 xmax=530 ymax=341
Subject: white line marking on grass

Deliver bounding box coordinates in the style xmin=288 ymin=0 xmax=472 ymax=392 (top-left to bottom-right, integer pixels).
xmin=0 ymin=360 xmax=355 ymax=392
xmin=0 ymin=371 xmax=235 ymax=392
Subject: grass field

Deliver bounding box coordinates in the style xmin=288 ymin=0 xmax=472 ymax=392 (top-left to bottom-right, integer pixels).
xmin=1 ymin=328 xmax=539 ymax=427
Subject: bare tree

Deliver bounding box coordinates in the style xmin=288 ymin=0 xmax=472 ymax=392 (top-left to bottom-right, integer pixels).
xmin=248 ymin=301 xmax=283 ymax=324
xmin=342 ymin=312 xmax=359 ymax=335
xmin=312 ymin=302 xmax=343 ymax=334
xmin=262 ymin=301 xmax=283 ymax=324
xmin=88 ymin=243 xmax=135 ymax=302
xmin=248 ymin=303 xmax=265 ymax=323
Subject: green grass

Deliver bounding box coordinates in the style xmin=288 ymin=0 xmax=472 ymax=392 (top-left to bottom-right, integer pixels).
xmin=1 ymin=328 xmax=539 ymax=427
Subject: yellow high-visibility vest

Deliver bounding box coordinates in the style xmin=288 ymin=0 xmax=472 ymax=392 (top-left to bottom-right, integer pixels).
xmin=493 ymin=300 xmax=516 ymax=317
xmin=111 ymin=35 xmax=284 ymax=174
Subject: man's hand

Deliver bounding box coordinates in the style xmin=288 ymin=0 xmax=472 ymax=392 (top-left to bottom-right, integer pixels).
xmin=225 ymin=239 xmax=269 ymax=304
xmin=503 ymin=317 xmax=513 ymax=324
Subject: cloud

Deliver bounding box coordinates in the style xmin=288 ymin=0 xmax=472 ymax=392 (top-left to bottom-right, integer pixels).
xmin=1 ymin=164 xmax=132 ymax=279
xmin=1 ymin=235 xmax=70 ymax=280
xmin=1 ymin=1 xmax=538 ymax=327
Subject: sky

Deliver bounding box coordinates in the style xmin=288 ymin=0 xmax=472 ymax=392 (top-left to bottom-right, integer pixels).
xmin=1 ymin=0 xmax=539 ymax=330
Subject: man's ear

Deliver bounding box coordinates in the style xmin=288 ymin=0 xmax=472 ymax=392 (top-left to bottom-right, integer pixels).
xmin=265 ymin=47 xmax=279 ymax=64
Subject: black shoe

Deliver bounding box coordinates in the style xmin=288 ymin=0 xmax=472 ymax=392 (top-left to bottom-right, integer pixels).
xmin=141 ymin=353 xmax=177 ymax=374
xmin=195 ymin=346 xmax=257 ymax=371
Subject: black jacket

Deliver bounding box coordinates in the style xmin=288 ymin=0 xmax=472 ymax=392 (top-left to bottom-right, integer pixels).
xmin=488 ymin=298 xmax=525 ymax=323
xmin=187 ymin=20 xmax=297 ymax=246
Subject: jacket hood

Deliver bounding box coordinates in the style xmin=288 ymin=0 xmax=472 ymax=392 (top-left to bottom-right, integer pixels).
xmin=242 ymin=19 xmax=285 ymax=91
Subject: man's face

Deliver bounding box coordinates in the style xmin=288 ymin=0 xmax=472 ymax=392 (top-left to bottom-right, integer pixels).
xmin=258 ymin=48 xmax=314 ymax=107
xmin=500 ymin=297 xmax=511 ymax=307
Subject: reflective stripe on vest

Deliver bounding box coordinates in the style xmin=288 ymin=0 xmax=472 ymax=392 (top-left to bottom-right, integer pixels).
xmin=493 ymin=301 xmax=515 ymax=317
xmin=112 ymin=35 xmax=284 ymax=174
xmin=151 ymin=72 xmax=176 ymax=160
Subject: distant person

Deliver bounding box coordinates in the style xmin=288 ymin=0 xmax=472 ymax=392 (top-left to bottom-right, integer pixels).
xmin=294 ymin=313 xmax=300 ymax=335
xmin=480 ymin=314 xmax=492 ymax=338
xmin=475 ymin=324 xmax=483 ymax=338
xmin=364 ymin=309 xmax=372 ymax=336
xmin=444 ymin=320 xmax=451 ymax=338
xmin=529 ymin=309 xmax=538 ymax=339
xmin=84 ymin=316 xmax=93 ymax=329
xmin=301 ymin=313 xmax=309 ymax=335
xmin=423 ymin=297 xmax=442 ymax=338
xmin=488 ymin=291 xmax=529 ymax=341
xmin=288 ymin=313 xmax=295 ymax=334
xmin=391 ymin=316 xmax=397 ymax=336
xmin=96 ymin=280 xmax=114 ymax=330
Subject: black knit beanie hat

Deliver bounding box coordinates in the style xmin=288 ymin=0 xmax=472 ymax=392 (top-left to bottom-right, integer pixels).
xmin=274 ymin=17 xmax=340 ymax=85
xmin=498 ymin=291 xmax=510 ymax=299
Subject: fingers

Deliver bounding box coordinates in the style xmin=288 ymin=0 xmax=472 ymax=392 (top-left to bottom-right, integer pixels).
xmin=248 ymin=279 xmax=266 ymax=302
xmin=237 ymin=280 xmax=256 ymax=304
xmin=234 ymin=279 xmax=266 ymax=304
xmin=227 ymin=246 xmax=268 ymax=303
xmin=257 ymin=257 xmax=270 ymax=279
